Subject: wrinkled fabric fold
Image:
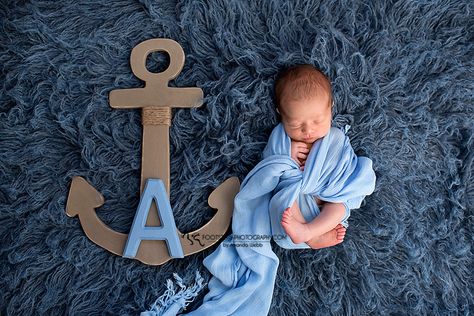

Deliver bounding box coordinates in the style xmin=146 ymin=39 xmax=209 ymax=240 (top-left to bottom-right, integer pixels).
xmin=150 ymin=123 xmax=376 ymax=316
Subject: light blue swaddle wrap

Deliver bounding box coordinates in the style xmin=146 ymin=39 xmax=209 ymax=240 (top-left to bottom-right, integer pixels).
xmin=143 ymin=123 xmax=376 ymax=316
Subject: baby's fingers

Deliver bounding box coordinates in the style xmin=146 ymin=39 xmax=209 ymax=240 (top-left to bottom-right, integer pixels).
xmin=299 ymin=159 xmax=306 ymax=171
xmin=294 ymin=141 xmax=310 ymax=150
xmin=297 ymin=152 xmax=307 ymax=159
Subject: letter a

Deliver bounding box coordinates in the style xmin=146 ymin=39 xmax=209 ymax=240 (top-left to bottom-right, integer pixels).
xmin=123 ymin=179 xmax=184 ymax=258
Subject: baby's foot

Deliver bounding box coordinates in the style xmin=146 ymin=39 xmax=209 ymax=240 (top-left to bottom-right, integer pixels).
xmin=306 ymin=224 xmax=346 ymax=249
xmin=281 ymin=207 xmax=312 ymax=244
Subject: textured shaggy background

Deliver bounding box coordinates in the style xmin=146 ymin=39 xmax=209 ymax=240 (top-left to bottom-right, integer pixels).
xmin=1 ymin=0 xmax=473 ymax=315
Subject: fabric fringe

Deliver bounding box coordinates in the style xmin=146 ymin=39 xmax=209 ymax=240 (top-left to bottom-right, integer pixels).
xmin=343 ymin=124 xmax=351 ymax=134
xmin=141 ymin=270 xmax=206 ymax=316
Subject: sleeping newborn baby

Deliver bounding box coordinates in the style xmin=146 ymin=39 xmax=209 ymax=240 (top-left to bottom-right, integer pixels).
xmin=274 ymin=64 xmax=348 ymax=249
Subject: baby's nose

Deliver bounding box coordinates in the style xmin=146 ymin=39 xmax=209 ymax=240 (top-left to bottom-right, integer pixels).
xmin=302 ymin=125 xmax=312 ymax=134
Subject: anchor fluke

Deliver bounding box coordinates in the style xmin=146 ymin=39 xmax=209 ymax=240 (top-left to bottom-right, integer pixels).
xmin=66 ymin=176 xmax=104 ymax=217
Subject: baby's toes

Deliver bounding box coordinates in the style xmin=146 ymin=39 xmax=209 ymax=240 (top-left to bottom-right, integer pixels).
xmin=336 ymin=229 xmax=346 ymax=240
xmin=281 ymin=209 xmax=291 ymax=221
xmin=337 ymin=229 xmax=345 ymax=235
xmin=336 ymin=232 xmax=345 ymax=241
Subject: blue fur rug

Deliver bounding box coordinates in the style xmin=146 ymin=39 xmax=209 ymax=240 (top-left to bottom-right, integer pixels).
xmin=1 ymin=0 xmax=472 ymax=315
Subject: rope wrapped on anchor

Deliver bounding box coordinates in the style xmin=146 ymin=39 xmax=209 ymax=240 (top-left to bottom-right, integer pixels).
xmin=142 ymin=108 xmax=171 ymax=126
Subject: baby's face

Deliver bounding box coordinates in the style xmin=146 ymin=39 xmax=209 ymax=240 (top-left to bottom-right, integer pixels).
xmin=279 ymin=95 xmax=332 ymax=144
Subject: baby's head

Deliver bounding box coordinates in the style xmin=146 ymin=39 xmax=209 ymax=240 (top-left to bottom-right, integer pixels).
xmin=274 ymin=64 xmax=332 ymax=144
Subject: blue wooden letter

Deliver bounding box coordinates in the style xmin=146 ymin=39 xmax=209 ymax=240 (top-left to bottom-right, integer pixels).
xmin=123 ymin=179 xmax=184 ymax=258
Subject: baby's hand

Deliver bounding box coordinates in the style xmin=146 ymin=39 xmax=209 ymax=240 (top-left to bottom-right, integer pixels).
xmin=290 ymin=141 xmax=310 ymax=171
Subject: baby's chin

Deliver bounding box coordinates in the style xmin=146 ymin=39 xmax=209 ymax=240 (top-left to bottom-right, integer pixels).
xmin=305 ymin=138 xmax=321 ymax=145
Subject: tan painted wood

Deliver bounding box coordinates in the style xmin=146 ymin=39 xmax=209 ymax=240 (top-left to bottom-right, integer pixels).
xmin=65 ymin=38 xmax=239 ymax=265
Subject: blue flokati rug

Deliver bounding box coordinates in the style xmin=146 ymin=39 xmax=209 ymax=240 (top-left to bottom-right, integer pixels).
xmin=0 ymin=0 xmax=472 ymax=315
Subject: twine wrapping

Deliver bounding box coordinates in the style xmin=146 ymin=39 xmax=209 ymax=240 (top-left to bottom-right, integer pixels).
xmin=142 ymin=108 xmax=171 ymax=126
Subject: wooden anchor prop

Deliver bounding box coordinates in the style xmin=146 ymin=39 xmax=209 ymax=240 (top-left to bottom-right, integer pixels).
xmin=66 ymin=38 xmax=240 ymax=265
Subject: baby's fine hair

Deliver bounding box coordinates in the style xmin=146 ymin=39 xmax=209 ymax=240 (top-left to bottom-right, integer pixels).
xmin=274 ymin=64 xmax=332 ymax=110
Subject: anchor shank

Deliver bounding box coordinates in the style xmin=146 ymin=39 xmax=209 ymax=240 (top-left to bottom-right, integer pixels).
xmin=140 ymin=108 xmax=171 ymax=228
xmin=140 ymin=108 xmax=171 ymax=197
